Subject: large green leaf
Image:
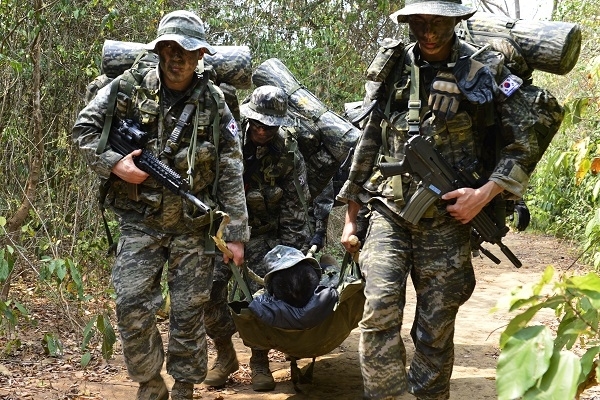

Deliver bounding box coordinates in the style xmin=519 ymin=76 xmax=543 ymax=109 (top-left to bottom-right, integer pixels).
xmin=578 ymin=346 xmax=600 ymax=387
xmin=522 ymin=351 xmax=581 ymax=400
xmin=497 ymin=325 xmax=554 ymax=400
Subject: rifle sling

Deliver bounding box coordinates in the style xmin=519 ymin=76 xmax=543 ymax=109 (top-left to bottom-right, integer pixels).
xmin=163 ymin=72 xmax=210 ymax=155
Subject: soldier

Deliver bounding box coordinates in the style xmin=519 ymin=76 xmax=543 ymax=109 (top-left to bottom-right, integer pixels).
xmin=337 ymin=0 xmax=543 ymax=399
xmin=203 ymin=85 xmax=312 ymax=391
xmin=72 ymin=10 xmax=249 ymax=400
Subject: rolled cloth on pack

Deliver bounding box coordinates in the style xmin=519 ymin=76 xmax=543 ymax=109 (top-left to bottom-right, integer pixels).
xmin=100 ymin=40 xmax=253 ymax=88
xmin=252 ymin=58 xmax=361 ymax=197
xmin=458 ymin=13 xmax=581 ymax=76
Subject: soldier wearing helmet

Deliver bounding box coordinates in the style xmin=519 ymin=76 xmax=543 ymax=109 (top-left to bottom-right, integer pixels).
xmin=73 ymin=10 xmax=249 ymax=400
xmin=203 ymin=85 xmax=312 ymax=391
xmin=337 ymin=0 xmax=543 ymax=398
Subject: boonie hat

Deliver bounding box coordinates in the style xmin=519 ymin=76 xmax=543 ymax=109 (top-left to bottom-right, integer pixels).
xmin=146 ymin=10 xmax=216 ymax=55
xmin=390 ymin=0 xmax=476 ymax=23
xmin=240 ymin=85 xmax=294 ymax=127
xmin=262 ymin=245 xmax=322 ymax=288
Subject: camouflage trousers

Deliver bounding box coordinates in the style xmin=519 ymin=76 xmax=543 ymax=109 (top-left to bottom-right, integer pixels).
xmin=358 ymin=210 xmax=476 ymax=400
xmin=112 ymin=222 xmax=214 ymax=384
xmin=204 ymin=234 xmax=280 ymax=342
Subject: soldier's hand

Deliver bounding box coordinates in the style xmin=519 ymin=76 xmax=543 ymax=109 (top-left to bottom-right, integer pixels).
xmin=428 ymin=71 xmax=462 ymax=120
xmin=224 ymin=241 xmax=245 ymax=267
xmin=111 ymin=149 xmax=149 ymax=184
xmin=453 ymin=57 xmax=497 ymax=104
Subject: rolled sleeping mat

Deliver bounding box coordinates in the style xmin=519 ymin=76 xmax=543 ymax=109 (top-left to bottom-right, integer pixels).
xmin=458 ymin=13 xmax=581 ymax=76
xmin=252 ymin=58 xmax=361 ymax=164
xmin=100 ymin=40 xmax=253 ymax=89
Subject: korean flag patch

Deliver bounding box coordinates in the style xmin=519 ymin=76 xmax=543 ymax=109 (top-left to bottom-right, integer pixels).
xmin=499 ymin=74 xmax=522 ymax=97
xmin=227 ymin=117 xmax=239 ymax=137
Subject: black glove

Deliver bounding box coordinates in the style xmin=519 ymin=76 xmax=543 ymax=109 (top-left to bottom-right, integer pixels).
xmin=309 ymin=231 xmax=326 ymax=253
xmin=453 ymin=56 xmax=498 ymax=104
xmin=428 ymin=71 xmax=462 ymax=121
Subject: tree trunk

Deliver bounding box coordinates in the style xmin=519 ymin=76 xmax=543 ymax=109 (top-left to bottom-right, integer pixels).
xmin=1 ymin=0 xmax=44 ymax=300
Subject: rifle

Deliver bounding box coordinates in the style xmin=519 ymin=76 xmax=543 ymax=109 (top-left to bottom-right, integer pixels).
xmin=378 ymin=134 xmax=521 ymax=268
xmin=109 ymin=118 xmax=211 ymax=215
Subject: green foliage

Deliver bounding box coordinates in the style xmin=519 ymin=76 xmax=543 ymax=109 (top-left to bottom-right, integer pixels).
xmin=81 ymin=312 xmax=117 ymax=366
xmin=42 ymin=332 xmax=64 ymax=357
xmin=496 ymin=266 xmax=600 ymax=398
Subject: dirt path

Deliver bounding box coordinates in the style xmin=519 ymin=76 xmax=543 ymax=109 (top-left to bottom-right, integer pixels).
xmin=2 ymin=231 xmax=599 ymax=399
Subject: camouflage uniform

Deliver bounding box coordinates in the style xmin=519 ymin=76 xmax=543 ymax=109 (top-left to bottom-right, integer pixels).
xmin=203 ymin=85 xmax=311 ymax=391
xmin=72 ymin=10 xmax=249 ymax=397
xmin=337 ymin=2 xmax=542 ymax=399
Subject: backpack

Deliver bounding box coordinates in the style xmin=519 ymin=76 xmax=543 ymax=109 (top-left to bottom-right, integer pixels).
xmin=455 ymin=13 xmax=581 ymax=156
xmin=251 ymin=58 xmax=362 ymax=201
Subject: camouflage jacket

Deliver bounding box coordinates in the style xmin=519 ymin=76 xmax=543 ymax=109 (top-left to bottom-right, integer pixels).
xmin=241 ymin=122 xmax=311 ymax=247
xmin=337 ymin=36 xmax=541 ymax=220
xmin=73 ymin=65 xmax=250 ymax=241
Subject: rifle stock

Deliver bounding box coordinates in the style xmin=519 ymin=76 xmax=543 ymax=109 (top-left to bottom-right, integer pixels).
xmin=378 ymin=135 xmax=521 ymax=268
xmin=109 ymin=118 xmax=211 ymax=215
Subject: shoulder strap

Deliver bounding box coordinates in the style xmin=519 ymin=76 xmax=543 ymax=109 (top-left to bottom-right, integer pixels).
xmin=96 ymin=77 xmax=121 ymax=155
xmin=380 ymin=45 xmax=412 ymax=156
xmin=95 ymin=51 xmax=152 ymax=155
xmin=284 ymin=129 xmax=313 ymax=235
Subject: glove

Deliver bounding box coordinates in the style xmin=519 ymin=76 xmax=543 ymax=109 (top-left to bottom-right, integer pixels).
xmin=428 ymin=71 xmax=462 ymax=121
xmin=453 ymin=56 xmax=498 ymax=104
xmin=309 ymin=231 xmax=326 ymax=253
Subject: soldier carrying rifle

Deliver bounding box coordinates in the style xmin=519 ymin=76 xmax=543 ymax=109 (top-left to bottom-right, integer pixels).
xmin=72 ymin=10 xmax=249 ymax=400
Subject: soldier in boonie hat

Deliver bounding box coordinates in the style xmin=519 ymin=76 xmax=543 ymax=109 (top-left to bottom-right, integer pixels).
xmin=390 ymin=0 xmax=476 ymax=23
xmin=146 ymin=10 xmax=216 ymax=55
xmin=240 ymin=85 xmax=294 ymax=128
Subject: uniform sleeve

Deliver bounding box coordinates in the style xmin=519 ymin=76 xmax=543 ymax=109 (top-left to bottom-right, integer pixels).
xmin=278 ymin=148 xmax=311 ymax=247
xmin=336 ymin=80 xmax=386 ymax=205
xmin=72 ymin=82 xmax=124 ymax=179
xmin=489 ymin=73 xmax=540 ymax=199
xmin=216 ymin=100 xmax=251 ymax=242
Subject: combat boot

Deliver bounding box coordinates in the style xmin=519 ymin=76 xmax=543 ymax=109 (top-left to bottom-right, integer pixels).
xmin=171 ymin=380 xmax=194 ymax=400
xmin=203 ymin=338 xmax=239 ymax=387
xmin=136 ymin=374 xmax=168 ymax=400
xmin=250 ymin=349 xmax=275 ymax=391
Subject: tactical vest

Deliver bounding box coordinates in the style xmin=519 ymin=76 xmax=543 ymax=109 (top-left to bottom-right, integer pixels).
xmin=89 ymin=53 xmax=226 ymax=234
xmin=366 ymin=42 xmax=499 ymax=218
xmin=241 ymin=121 xmax=299 ymax=235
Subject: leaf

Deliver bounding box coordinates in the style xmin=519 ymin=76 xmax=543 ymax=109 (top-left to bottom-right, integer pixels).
xmin=576 ymin=158 xmax=591 ymax=185
xmin=522 ymin=351 xmax=581 ymax=400
xmin=81 ymin=351 xmax=92 ymax=368
xmin=496 ymin=325 xmax=554 ymax=400
xmin=578 ymin=346 xmax=600 ymax=387
xmin=591 ymin=157 xmax=600 ymax=174
xmin=97 ymin=313 xmax=117 ymax=360
xmin=67 ymin=259 xmax=84 ymax=299
xmin=532 ymin=265 xmax=555 ymax=296
xmin=81 ymin=317 xmax=97 ymax=350
xmin=42 ymin=332 xmax=63 ymax=357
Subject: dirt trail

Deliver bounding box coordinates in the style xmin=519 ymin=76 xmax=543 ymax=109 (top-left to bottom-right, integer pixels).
xmin=2 ymin=231 xmax=599 ymax=400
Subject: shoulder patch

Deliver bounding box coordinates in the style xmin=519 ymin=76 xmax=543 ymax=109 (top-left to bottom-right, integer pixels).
xmin=499 ymin=74 xmax=523 ymax=97
xmin=227 ymin=117 xmax=239 ymax=137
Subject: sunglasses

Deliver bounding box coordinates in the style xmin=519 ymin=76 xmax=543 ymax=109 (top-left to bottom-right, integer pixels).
xmin=249 ymin=119 xmax=279 ymax=132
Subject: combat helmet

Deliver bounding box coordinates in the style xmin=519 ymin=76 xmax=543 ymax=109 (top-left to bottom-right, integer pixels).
xmin=240 ymin=85 xmax=294 ymax=127
xmin=146 ymin=10 xmax=216 ymax=55
xmin=390 ymin=0 xmax=476 ymax=23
